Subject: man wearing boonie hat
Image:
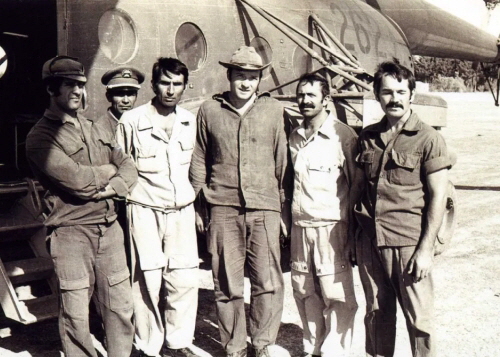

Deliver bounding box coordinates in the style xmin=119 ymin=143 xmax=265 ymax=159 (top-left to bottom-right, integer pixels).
xmin=190 ymin=46 xmax=291 ymax=357
xmin=101 ymin=66 xmax=144 ymax=131
xmin=25 ymin=56 xmax=137 ymax=357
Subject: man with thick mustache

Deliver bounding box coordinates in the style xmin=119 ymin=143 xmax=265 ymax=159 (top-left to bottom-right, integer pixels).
xmin=355 ymin=60 xmax=451 ymax=357
xmin=26 ymin=56 xmax=137 ymax=357
xmin=289 ymin=73 xmax=362 ymax=357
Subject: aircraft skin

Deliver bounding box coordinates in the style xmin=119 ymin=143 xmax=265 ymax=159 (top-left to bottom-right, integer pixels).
xmin=60 ymin=0 xmax=414 ymax=119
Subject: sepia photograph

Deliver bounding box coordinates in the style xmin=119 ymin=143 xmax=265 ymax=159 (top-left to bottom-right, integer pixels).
xmin=0 ymin=0 xmax=499 ymax=356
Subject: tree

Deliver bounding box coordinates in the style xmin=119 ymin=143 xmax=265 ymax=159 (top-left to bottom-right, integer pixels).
xmin=484 ymin=0 xmax=500 ymax=10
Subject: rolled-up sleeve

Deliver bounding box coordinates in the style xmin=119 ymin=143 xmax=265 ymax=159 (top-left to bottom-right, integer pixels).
xmin=423 ymin=132 xmax=451 ymax=175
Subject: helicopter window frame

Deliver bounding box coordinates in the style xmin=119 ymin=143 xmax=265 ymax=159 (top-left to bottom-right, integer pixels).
xmin=175 ymin=22 xmax=208 ymax=73
xmin=98 ymin=8 xmax=139 ymax=64
xmin=249 ymin=36 xmax=273 ymax=80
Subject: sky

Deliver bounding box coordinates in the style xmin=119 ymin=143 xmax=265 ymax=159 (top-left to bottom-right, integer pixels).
xmin=426 ymin=0 xmax=500 ymax=35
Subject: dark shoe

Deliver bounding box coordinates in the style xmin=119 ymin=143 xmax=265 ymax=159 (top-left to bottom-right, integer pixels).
xmin=253 ymin=346 xmax=270 ymax=357
xmin=162 ymin=346 xmax=199 ymax=357
xmin=227 ymin=348 xmax=248 ymax=357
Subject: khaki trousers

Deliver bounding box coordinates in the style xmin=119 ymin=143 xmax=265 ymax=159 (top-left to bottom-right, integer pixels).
xmin=129 ymin=204 xmax=199 ymax=356
xmin=291 ymin=222 xmax=358 ymax=357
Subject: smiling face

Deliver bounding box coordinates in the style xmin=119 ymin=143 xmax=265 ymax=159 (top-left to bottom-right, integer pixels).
xmin=296 ymin=80 xmax=329 ymax=120
xmin=107 ymin=88 xmax=138 ymax=118
xmin=377 ymin=74 xmax=415 ymax=122
xmin=153 ymin=71 xmax=186 ymax=109
xmin=51 ymin=79 xmax=85 ymax=115
xmin=228 ymin=68 xmax=261 ymax=103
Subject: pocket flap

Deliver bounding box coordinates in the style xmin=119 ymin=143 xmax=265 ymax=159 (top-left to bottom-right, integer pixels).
xmin=291 ymin=261 xmax=309 ymax=273
xmin=358 ymin=150 xmax=374 ymax=164
xmin=391 ymin=150 xmax=420 ymax=169
xmin=168 ymin=255 xmax=199 ymax=269
xmin=179 ymin=139 xmax=194 ymax=151
xmin=62 ymin=143 xmax=84 ymax=156
xmin=309 ymin=158 xmax=332 ymax=172
xmin=59 ymin=275 xmax=90 ymax=290
xmin=107 ymin=268 xmax=130 ymax=286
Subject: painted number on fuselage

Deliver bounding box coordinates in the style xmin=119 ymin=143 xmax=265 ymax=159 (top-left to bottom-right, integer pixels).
xmin=330 ymin=3 xmax=372 ymax=55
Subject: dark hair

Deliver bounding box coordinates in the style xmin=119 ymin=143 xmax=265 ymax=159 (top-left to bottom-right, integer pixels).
xmin=43 ymin=77 xmax=65 ymax=96
xmin=296 ymin=73 xmax=330 ymax=99
xmin=373 ymin=60 xmax=415 ymax=98
xmin=152 ymin=57 xmax=189 ymax=85
xmin=226 ymin=68 xmax=263 ymax=80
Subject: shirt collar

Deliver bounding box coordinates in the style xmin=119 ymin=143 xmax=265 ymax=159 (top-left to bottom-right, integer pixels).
xmin=137 ymin=99 xmax=178 ymax=130
xmin=43 ymin=107 xmax=90 ymax=124
xmin=107 ymin=108 xmax=119 ymax=122
xmin=364 ymin=111 xmax=422 ymax=133
xmin=295 ymin=111 xmax=336 ymax=140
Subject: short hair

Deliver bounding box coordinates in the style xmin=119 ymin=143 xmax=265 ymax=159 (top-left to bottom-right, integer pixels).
xmin=373 ymin=60 xmax=415 ymax=98
xmin=296 ymin=73 xmax=330 ymax=99
xmin=43 ymin=76 xmax=65 ymax=96
xmin=151 ymin=57 xmax=189 ymax=85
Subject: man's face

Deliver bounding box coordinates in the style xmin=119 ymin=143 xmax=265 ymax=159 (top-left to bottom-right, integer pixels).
xmin=229 ymin=69 xmax=260 ymax=102
xmin=153 ymin=71 xmax=185 ymax=108
xmin=108 ymin=88 xmax=138 ymax=118
xmin=53 ymin=79 xmax=84 ymax=113
xmin=377 ymin=74 xmax=414 ymax=121
xmin=296 ymin=81 xmax=328 ymax=120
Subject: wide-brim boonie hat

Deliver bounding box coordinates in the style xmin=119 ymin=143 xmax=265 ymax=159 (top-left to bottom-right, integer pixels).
xmin=219 ymin=46 xmax=270 ymax=71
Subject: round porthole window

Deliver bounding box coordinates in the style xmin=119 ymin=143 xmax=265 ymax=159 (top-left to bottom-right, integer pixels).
xmin=175 ymin=22 xmax=207 ymax=72
xmin=250 ymin=36 xmax=272 ymax=79
xmin=0 ymin=46 xmax=8 ymax=79
xmin=98 ymin=9 xmax=138 ymax=64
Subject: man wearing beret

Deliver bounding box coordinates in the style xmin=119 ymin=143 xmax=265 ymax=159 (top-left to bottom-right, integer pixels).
xmin=190 ymin=46 xmax=290 ymax=357
xmin=101 ymin=66 xmax=144 ymax=132
xmin=25 ymin=56 xmax=137 ymax=357
xmin=116 ymin=57 xmax=200 ymax=357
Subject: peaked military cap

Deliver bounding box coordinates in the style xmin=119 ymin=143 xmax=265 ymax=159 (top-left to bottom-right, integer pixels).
xmin=101 ymin=66 xmax=145 ymax=90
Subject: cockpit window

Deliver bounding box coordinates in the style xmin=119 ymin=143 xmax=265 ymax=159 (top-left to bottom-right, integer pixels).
xmin=98 ymin=9 xmax=138 ymax=64
xmin=175 ymin=22 xmax=207 ymax=72
xmin=250 ymin=36 xmax=273 ymax=79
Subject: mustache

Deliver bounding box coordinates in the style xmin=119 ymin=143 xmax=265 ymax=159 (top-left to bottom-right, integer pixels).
xmin=299 ymin=103 xmax=315 ymax=109
xmin=386 ymin=102 xmax=403 ymax=109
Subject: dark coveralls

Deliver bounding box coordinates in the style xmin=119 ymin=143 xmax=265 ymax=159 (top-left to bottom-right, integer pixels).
xmin=26 ymin=107 xmax=138 ymax=357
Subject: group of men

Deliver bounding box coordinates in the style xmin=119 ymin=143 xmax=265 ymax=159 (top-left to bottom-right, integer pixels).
xmin=25 ymin=44 xmax=451 ymax=357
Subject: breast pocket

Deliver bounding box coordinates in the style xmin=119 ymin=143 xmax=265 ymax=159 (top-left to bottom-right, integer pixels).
xmin=178 ymin=138 xmax=194 ymax=165
xmin=357 ymin=149 xmax=377 ymax=179
xmin=136 ymin=145 xmax=165 ymax=173
xmin=97 ymin=137 xmax=115 ymax=161
xmin=389 ymin=150 xmax=421 ymax=186
xmin=308 ymin=158 xmax=337 ymax=191
xmin=63 ymin=142 xmax=85 ymax=163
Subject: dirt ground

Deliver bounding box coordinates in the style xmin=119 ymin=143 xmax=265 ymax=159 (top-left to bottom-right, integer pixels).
xmin=1 ymin=92 xmax=499 ymax=356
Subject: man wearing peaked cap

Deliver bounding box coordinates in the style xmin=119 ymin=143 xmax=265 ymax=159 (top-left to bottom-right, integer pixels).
xmin=101 ymin=66 xmax=145 ymax=131
xmin=190 ymin=46 xmax=290 ymax=357
xmin=25 ymin=56 xmax=137 ymax=357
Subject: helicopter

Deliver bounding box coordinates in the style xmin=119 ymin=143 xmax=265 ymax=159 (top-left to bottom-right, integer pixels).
xmin=0 ymin=0 xmax=498 ymax=326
